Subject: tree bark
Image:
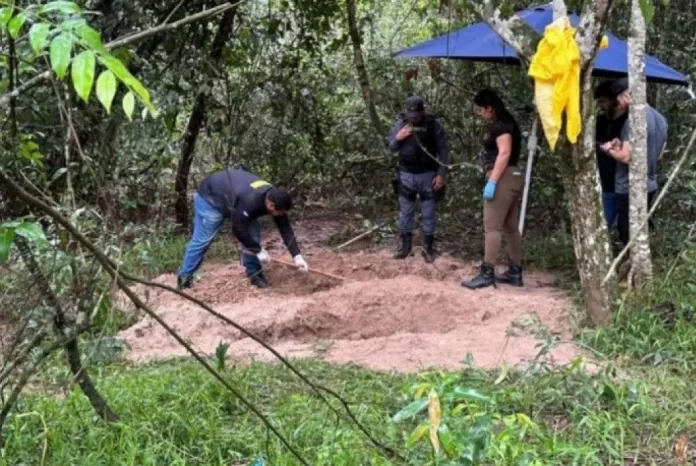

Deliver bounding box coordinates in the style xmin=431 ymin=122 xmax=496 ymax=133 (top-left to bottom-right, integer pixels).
xmin=12 ymin=235 xmax=118 ymax=422
xmin=471 ymin=0 xmax=618 ymax=326
xmin=346 ymin=0 xmax=385 ymax=138
xmin=626 ymin=0 xmax=653 ymax=287
xmin=174 ymin=8 xmax=237 ymax=229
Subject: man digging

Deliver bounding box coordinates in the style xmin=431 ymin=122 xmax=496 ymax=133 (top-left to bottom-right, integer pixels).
xmin=176 ymin=167 xmax=309 ymax=289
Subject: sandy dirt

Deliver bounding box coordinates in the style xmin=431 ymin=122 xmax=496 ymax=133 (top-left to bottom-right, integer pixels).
xmin=117 ymin=219 xmax=588 ymax=373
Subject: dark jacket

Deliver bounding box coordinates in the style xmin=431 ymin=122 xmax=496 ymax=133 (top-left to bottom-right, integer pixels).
xmin=198 ymin=168 xmax=300 ymax=257
xmin=387 ymin=114 xmax=449 ymax=176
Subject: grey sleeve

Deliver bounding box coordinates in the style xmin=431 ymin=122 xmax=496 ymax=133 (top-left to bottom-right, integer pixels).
xmin=387 ymin=119 xmax=405 ymax=152
xmin=433 ymin=120 xmax=450 ymax=176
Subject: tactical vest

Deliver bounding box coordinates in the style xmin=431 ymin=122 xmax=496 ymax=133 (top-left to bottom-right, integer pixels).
xmin=397 ymin=114 xmax=439 ymax=173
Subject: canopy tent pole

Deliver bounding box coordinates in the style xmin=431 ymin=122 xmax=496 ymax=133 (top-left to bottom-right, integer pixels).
xmin=519 ymin=113 xmax=539 ymax=235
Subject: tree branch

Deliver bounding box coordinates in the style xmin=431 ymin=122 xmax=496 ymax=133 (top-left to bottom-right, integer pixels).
xmin=0 ymin=1 xmax=245 ymax=105
xmin=466 ymin=0 xmax=537 ymax=61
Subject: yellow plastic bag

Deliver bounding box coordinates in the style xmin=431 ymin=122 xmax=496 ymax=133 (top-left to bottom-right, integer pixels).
xmin=528 ymin=16 xmax=608 ymax=150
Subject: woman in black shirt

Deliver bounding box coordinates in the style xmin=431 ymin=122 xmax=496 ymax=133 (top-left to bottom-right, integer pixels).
xmin=462 ymin=89 xmax=525 ymax=289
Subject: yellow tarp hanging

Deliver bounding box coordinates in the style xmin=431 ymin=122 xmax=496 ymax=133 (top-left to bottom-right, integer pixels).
xmin=527 ymin=16 xmax=609 ymax=150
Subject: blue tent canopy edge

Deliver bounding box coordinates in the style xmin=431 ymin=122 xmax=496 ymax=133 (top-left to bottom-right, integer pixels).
xmin=393 ymin=4 xmax=690 ymax=86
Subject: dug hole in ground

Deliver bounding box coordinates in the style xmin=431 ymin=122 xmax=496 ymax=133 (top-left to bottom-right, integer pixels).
xmin=117 ymin=217 xmax=596 ymax=373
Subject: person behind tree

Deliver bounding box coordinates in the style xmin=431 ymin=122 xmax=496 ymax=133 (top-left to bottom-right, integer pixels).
xmin=461 ymin=89 xmax=524 ymax=290
xmin=387 ymin=95 xmax=449 ymax=263
xmin=600 ymin=78 xmax=668 ymax=247
xmin=176 ymin=167 xmax=308 ymax=290
xmin=594 ymin=80 xmax=627 ymax=231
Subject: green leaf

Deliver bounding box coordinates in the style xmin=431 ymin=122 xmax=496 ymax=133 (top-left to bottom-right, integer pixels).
xmin=74 ymin=24 xmax=105 ymax=52
xmin=0 ymin=227 xmax=15 ymax=263
xmin=437 ymin=424 xmax=457 ymax=458
xmin=49 ymin=33 xmax=72 ymax=79
xmin=405 ymin=423 xmax=429 ymax=447
xmin=13 ymin=222 xmax=46 ymax=243
xmin=8 ymin=12 xmax=27 ymax=39
xmin=99 ymin=54 xmax=153 ymax=109
xmin=122 ymin=91 xmax=135 ymax=120
xmin=39 ymin=1 xmax=81 ymax=14
xmin=29 ymin=23 xmax=52 ymax=55
xmin=639 ymin=0 xmax=656 ymax=23
xmin=451 ymin=387 xmax=495 ymax=405
xmin=392 ymin=398 xmax=428 ymax=423
xmin=0 ymin=8 xmax=12 ymax=28
xmin=71 ymin=50 xmax=95 ymax=102
xmin=96 ymin=70 xmax=117 ymax=113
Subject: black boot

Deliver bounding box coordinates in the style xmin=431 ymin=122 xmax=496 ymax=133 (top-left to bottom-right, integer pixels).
xmin=461 ymin=262 xmax=495 ymax=290
xmin=422 ymin=235 xmax=436 ymax=263
xmin=177 ymin=274 xmax=193 ymax=290
xmin=495 ymin=261 xmax=523 ymax=287
xmin=393 ymin=232 xmax=412 ymax=259
xmin=249 ymin=273 xmax=269 ymax=289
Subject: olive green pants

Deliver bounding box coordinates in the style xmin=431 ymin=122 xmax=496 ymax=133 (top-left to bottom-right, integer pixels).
xmin=483 ymin=165 xmax=524 ymax=265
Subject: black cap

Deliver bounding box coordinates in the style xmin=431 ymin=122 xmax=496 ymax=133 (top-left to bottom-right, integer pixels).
xmin=267 ymin=187 xmax=293 ymax=211
xmin=406 ymin=95 xmax=425 ymax=120
xmin=594 ymin=80 xmax=615 ymax=99
xmin=611 ymin=78 xmax=629 ymax=96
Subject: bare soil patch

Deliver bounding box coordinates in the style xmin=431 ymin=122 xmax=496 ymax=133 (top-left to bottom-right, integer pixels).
xmin=117 ymin=219 xmax=586 ymax=372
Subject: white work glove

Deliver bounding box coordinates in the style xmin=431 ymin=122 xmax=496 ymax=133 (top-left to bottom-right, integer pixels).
xmin=257 ymin=249 xmax=270 ymax=264
xmin=293 ymin=254 xmax=308 ymax=272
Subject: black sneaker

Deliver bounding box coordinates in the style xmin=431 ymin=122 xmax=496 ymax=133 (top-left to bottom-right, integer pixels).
xmin=177 ymin=275 xmax=193 ymax=290
xmin=249 ymin=274 xmax=269 ymax=289
xmin=461 ymin=262 xmax=496 ymax=290
xmin=495 ymin=261 xmax=523 ymax=287
xmin=393 ymin=232 xmax=412 ymax=259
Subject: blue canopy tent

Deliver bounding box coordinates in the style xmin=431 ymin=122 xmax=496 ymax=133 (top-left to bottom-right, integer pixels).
xmin=392 ymin=3 xmax=691 ymax=234
xmin=393 ymin=4 xmax=690 ymax=86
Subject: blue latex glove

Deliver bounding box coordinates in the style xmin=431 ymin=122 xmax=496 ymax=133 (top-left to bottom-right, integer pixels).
xmin=483 ymin=180 xmax=497 ymax=200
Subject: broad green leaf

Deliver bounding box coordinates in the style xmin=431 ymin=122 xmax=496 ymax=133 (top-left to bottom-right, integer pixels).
xmin=71 ymin=50 xmax=95 ymax=102
xmin=49 ymin=33 xmax=72 ymax=79
xmin=29 ymin=23 xmax=51 ymax=55
xmin=451 ymin=387 xmax=495 ymax=404
xmin=0 ymin=227 xmax=15 ymax=263
xmin=8 ymin=12 xmax=27 ymax=39
xmin=39 ymin=1 xmax=81 ymax=14
xmin=14 ymin=222 xmax=46 ymax=242
xmin=58 ymin=18 xmax=87 ymax=31
xmin=405 ymin=423 xmax=429 ymax=447
xmin=639 ymin=0 xmax=655 ymax=23
xmin=95 ymin=70 xmax=117 ymax=113
xmin=122 ymin=91 xmax=135 ymax=120
xmin=437 ymin=424 xmax=457 ymax=458
xmin=0 ymin=8 xmax=12 ymax=27
xmin=392 ymin=398 xmax=428 ymax=423
xmin=99 ymin=54 xmax=153 ymax=109
xmin=74 ymin=24 xmax=105 ymax=52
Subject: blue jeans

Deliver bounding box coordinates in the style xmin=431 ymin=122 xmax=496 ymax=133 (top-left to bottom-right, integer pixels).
xmin=239 ymin=220 xmax=262 ymax=277
xmin=397 ymin=171 xmax=437 ymax=235
xmin=178 ymin=193 xmax=262 ymax=278
xmin=602 ymin=192 xmax=617 ymax=230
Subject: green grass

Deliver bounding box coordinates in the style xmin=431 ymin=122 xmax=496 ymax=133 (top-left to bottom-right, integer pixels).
xmin=3 ymin=352 xmax=696 ymax=465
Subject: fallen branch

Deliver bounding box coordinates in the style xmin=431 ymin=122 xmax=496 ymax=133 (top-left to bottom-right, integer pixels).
xmin=602 ymin=125 xmax=696 ymax=286
xmin=334 ymin=222 xmax=388 ymax=251
xmin=0 ymin=1 xmax=244 ymax=105
xmin=0 ymin=168 xmax=401 ymax=462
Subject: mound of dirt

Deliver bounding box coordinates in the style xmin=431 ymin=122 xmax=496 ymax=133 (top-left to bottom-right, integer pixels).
xmin=117 ymin=219 xmax=585 ymax=372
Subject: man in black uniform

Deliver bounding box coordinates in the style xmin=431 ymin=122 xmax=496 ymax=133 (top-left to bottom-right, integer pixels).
xmin=176 ymin=167 xmax=308 ymax=289
xmin=387 ymin=96 xmax=449 ymax=263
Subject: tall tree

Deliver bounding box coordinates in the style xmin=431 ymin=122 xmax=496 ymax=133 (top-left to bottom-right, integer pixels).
xmin=174 ymin=8 xmax=238 ymax=229
xmin=627 ymin=0 xmax=653 ymax=287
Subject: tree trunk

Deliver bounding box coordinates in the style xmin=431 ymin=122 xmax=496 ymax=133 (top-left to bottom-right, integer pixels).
xmin=174 ymin=8 xmax=237 ymax=229
xmin=626 ymin=0 xmax=652 ymax=288
xmin=13 ymin=235 xmax=119 ymax=422
xmin=346 ymin=0 xmax=385 ymax=138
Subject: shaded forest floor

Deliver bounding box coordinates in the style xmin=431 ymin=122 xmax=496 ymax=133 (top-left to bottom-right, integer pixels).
xmin=117 ymin=217 xmax=589 ymax=372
